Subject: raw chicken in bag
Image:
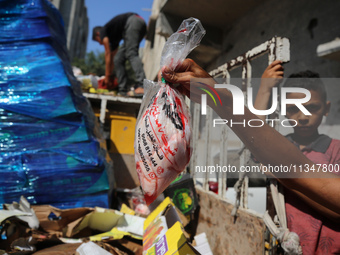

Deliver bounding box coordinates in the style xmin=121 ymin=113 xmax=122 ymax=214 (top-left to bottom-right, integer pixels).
xmin=134 ymin=18 xmax=206 ymax=205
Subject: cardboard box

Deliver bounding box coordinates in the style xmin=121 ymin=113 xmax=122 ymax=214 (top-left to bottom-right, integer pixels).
xmin=143 ymin=197 xmax=199 ymax=255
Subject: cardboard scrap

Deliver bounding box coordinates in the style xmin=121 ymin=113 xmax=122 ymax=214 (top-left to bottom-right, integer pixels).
xmin=0 ymin=210 xmax=32 ymax=224
xmin=193 ymin=233 xmax=213 ymax=255
xmin=76 ymin=241 xmax=112 ymax=255
xmin=33 ymin=205 xmax=145 ymax=241
xmin=119 ymin=204 xmax=135 ymax=216
xmin=1 ymin=201 xmax=144 ymax=255
xmin=71 ymin=207 xmax=144 ymax=242
xmin=3 ymin=196 xmax=39 ymax=229
xmin=114 ymin=238 xmax=143 ymax=255
xmin=143 ymin=197 xmax=200 ymax=255
xmin=32 ymin=205 xmax=93 ymax=235
xmin=10 ymin=236 xmax=36 ymax=252
xmin=32 ymin=243 xmax=82 ymax=255
xmin=0 ymin=201 xmax=37 ymax=252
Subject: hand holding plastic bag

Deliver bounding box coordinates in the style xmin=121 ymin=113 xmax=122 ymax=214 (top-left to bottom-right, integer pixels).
xmin=134 ymin=18 xmax=205 ymax=205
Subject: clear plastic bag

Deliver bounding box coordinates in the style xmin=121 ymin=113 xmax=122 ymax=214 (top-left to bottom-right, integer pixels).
xmin=160 ymin=17 xmax=206 ymax=71
xmin=134 ymin=18 xmax=205 ymax=205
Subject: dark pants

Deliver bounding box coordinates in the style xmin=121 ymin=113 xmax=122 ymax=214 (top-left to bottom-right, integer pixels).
xmin=114 ymin=15 xmax=146 ymax=93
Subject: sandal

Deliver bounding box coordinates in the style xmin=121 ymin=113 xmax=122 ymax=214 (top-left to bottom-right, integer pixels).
xmin=127 ymin=89 xmax=144 ymax=98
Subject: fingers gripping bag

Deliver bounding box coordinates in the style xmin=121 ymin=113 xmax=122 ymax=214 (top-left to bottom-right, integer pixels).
xmin=134 ymin=18 xmax=206 ymax=205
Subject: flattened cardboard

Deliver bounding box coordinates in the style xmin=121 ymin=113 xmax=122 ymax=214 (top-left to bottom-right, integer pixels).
xmin=32 ymin=205 xmax=144 ymax=241
xmin=143 ymin=197 xmax=200 ymax=255
xmin=32 ymin=205 xmax=93 ymax=234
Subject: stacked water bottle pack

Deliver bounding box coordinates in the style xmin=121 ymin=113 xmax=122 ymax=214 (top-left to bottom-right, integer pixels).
xmin=0 ymin=0 xmax=112 ymax=208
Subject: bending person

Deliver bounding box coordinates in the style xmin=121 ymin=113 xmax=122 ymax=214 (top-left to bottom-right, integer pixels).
xmin=93 ymin=13 xmax=146 ymax=97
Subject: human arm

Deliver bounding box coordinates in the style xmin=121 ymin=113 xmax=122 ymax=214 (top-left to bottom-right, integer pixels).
xmin=161 ymin=59 xmax=340 ymax=215
xmin=159 ymin=59 xmax=214 ymax=103
xmin=102 ymin=37 xmax=117 ymax=86
xmin=253 ymin=60 xmax=284 ymax=121
xmin=217 ymin=96 xmax=340 ymax=216
xmin=288 ymin=186 xmax=340 ymax=222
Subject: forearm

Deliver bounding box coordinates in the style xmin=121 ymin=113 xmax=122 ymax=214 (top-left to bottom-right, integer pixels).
xmin=253 ymin=86 xmax=273 ymax=121
xmin=254 ymin=60 xmax=284 ymax=121
xmin=289 ymin=186 xmax=340 ymax=222
xmin=278 ymin=177 xmax=340 ymax=214
xmin=192 ymin=79 xmax=298 ymax=168
xmin=105 ymin=51 xmax=113 ymax=77
xmin=211 ymin=88 xmax=306 ymax=167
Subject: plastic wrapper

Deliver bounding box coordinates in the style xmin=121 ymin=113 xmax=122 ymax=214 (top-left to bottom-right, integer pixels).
xmin=160 ymin=18 xmax=206 ymax=71
xmin=134 ymin=18 xmax=205 ymax=205
xmin=0 ymin=0 xmax=112 ymax=208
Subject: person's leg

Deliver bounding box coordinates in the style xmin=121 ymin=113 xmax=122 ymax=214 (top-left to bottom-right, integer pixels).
xmin=123 ymin=15 xmax=146 ymax=91
xmin=114 ymin=45 xmax=127 ymax=93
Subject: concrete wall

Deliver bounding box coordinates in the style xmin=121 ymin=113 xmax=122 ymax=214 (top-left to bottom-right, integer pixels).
xmin=144 ymin=0 xmax=340 ymax=76
xmin=49 ymin=0 xmax=88 ymax=61
xmin=209 ymin=0 xmax=340 ymax=78
xmin=207 ymin=0 xmax=340 ymax=126
xmin=142 ymin=0 xmax=168 ymax=80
